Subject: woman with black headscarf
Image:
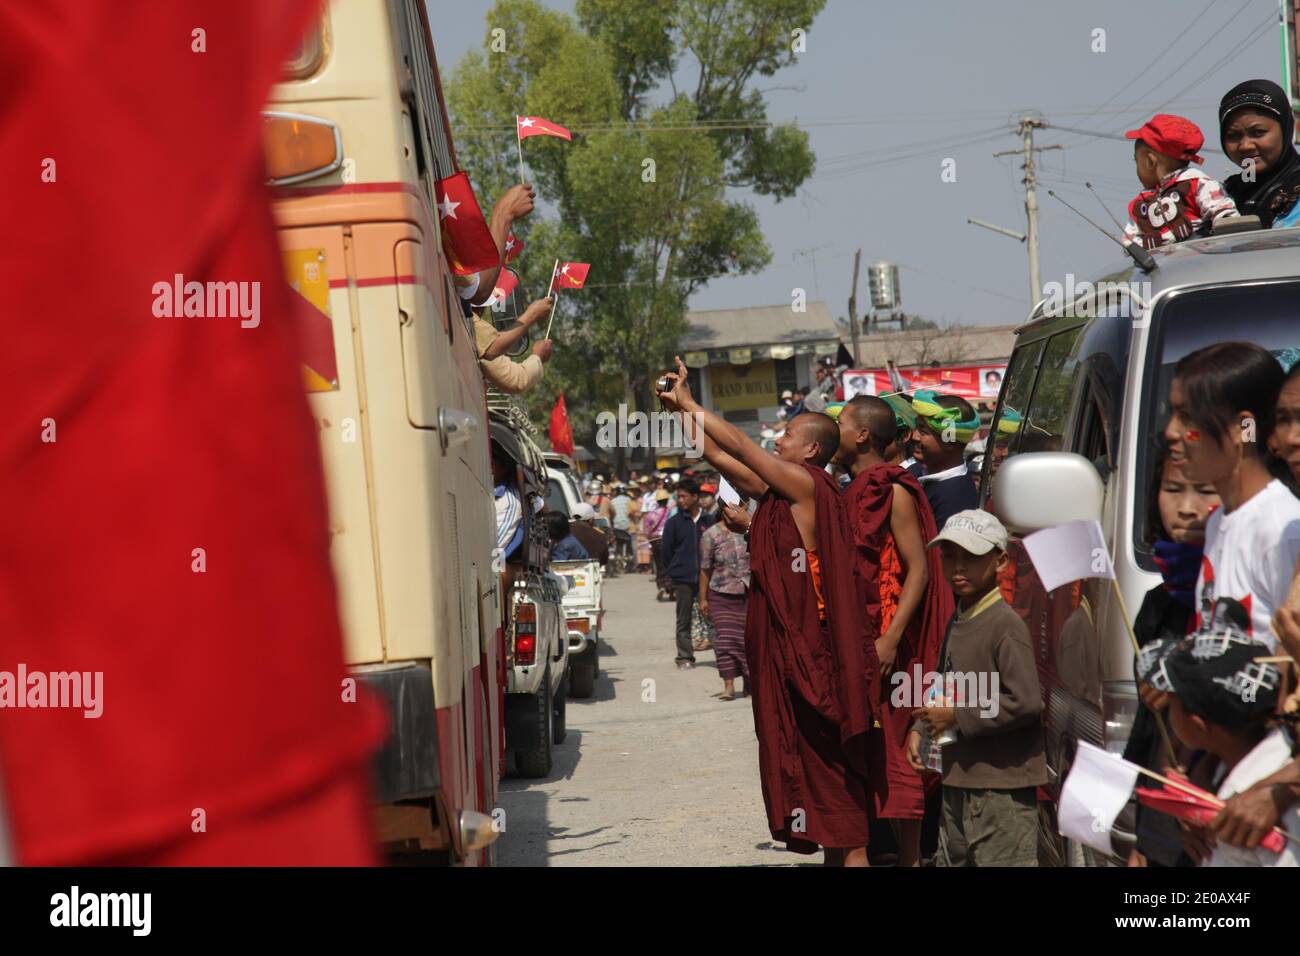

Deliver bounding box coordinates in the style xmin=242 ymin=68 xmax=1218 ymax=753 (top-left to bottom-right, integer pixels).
xmin=1219 ymin=79 xmax=1300 ymax=229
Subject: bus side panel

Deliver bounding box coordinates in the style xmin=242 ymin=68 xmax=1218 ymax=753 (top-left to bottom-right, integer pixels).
xmin=280 ymin=225 xmax=387 ymax=667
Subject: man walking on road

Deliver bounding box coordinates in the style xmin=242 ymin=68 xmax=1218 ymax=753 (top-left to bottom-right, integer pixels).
xmin=660 ymin=477 xmax=716 ymax=668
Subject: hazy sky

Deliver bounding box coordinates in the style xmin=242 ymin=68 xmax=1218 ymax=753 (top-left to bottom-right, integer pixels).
xmin=430 ymin=0 xmax=1287 ymax=326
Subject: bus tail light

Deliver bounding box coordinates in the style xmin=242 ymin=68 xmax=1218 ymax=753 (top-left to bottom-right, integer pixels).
xmin=514 ymin=604 xmax=537 ymax=665
xmin=263 ymin=112 xmax=342 ymax=186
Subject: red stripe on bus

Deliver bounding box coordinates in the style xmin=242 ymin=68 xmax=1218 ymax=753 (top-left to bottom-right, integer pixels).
xmin=272 ymin=181 xmax=423 ymax=200
xmin=326 ymin=275 xmax=420 ymax=289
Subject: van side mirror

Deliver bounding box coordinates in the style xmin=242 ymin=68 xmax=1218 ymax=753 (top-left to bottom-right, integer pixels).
xmin=991 ymin=452 xmax=1104 ymax=534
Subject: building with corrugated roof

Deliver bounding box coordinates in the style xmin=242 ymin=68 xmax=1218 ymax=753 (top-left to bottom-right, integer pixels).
xmin=679 ymin=301 xmax=842 ymax=431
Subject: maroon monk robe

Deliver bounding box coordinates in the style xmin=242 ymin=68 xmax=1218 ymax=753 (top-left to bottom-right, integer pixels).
xmin=845 ymin=463 xmax=955 ymax=819
xmin=744 ymin=463 xmax=879 ymax=853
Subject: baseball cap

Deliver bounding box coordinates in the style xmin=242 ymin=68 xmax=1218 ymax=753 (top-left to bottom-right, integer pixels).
xmin=700 ymin=483 xmax=718 ymax=494
xmin=572 ymin=502 xmax=597 ymax=521
xmin=1124 ymin=114 xmax=1205 ymax=165
xmin=928 ymin=509 xmax=1008 ymax=555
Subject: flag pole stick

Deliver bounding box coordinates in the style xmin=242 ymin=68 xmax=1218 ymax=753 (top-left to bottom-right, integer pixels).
xmin=544 ymin=293 xmax=559 ymax=339
xmin=1109 ymin=576 xmax=1178 ymax=766
xmin=516 ymin=116 xmax=526 ymax=185
xmin=546 ymin=258 xmax=559 ymax=298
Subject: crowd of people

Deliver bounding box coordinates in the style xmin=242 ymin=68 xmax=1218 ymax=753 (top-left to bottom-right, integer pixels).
xmin=485 ymin=77 xmax=1300 ymax=869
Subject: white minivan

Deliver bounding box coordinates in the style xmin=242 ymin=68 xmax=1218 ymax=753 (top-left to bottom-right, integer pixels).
xmin=980 ymin=227 xmax=1300 ymax=865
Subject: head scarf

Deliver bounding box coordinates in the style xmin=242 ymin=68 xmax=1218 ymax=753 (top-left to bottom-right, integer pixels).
xmin=911 ymin=389 xmax=980 ymax=443
xmin=1219 ymin=79 xmax=1300 ymax=228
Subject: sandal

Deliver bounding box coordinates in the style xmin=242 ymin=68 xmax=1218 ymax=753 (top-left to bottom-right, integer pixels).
xmin=719 ymin=691 xmax=735 ymax=702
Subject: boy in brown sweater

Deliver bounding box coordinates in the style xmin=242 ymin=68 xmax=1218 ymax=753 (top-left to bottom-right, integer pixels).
xmin=908 ymin=509 xmax=1047 ymax=866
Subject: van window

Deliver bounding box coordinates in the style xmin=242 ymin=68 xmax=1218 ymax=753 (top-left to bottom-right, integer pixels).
xmin=1021 ymin=327 xmax=1086 ymax=454
xmin=1134 ymin=279 xmax=1300 ymax=562
xmin=545 ymin=478 xmax=569 ymax=516
xmin=983 ymin=339 xmax=1043 ymax=490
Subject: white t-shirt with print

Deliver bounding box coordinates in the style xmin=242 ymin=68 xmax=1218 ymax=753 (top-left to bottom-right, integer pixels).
xmin=1195 ymin=479 xmax=1300 ymax=650
xmin=1206 ymin=727 xmax=1299 ymax=867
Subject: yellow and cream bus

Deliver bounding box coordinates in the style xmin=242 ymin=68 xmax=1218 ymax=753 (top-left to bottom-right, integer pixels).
xmin=266 ymin=0 xmax=501 ymax=864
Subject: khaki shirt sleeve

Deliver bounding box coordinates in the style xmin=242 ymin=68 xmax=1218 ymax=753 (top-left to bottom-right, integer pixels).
xmin=473 ymin=315 xmax=498 ymax=359
xmin=480 ymin=354 xmax=543 ymax=394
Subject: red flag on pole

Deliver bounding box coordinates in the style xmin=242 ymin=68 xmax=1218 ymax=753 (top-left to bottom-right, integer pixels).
xmin=486 ymin=269 xmax=519 ymax=308
xmin=550 ymin=394 xmax=575 ymax=456
xmin=503 ymin=232 xmax=524 ymax=265
xmin=554 ymin=261 xmax=591 ymax=289
xmin=434 ymin=171 xmax=501 ymax=275
xmin=517 ymin=116 xmax=572 ymax=141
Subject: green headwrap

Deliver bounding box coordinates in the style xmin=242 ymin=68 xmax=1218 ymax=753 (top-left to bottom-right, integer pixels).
xmin=911 ymin=389 xmax=980 ymax=443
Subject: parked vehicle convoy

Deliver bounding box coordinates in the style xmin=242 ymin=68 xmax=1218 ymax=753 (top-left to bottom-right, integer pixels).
xmin=981 ymin=224 xmax=1300 ymax=865
xmin=491 ymin=409 xmax=571 ymax=779
xmin=266 ymin=0 xmax=503 ymax=864
xmin=553 ymin=558 xmax=604 ymax=699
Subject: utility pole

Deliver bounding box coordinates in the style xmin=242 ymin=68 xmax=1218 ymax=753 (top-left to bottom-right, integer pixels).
xmin=847 ymin=248 xmax=861 ymax=366
xmin=993 ymin=116 xmax=1061 ymax=306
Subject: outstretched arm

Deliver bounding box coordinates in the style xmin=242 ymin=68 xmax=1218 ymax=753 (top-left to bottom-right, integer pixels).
xmin=659 ymin=357 xmax=812 ymax=505
xmin=481 ymin=296 xmax=553 ymax=360
xmin=675 ymin=402 xmax=768 ymax=500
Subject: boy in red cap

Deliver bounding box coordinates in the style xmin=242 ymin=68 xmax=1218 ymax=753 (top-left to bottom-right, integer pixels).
xmin=1123 ymin=113 xmax=1238 ymax=249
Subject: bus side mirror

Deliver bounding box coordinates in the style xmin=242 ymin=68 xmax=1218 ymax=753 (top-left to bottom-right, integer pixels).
xmin=991 ymin=452 xmax=1103 ymax=534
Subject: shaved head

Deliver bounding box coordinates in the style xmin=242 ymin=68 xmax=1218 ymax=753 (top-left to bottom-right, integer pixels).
xmin=842 ymin=396 xmax=898 ymax=453
xmin=787 ymin=412 xmax=840 ymax=467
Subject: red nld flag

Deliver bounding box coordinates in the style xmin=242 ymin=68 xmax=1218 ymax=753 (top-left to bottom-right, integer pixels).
xmin=555 ymin=261 xmax=591 ymax=290
xmin=434 ymin=171 xmax=500 ymax=276
xmin=504 ymin=231 xmax=524 ymax=265
xmin=550 ymin=394 xmax=575 ymax=456
xmin=1136 ymin=776 xmax=1287 ymax=854
xmin=486 ymin=269 xmax=519 ymax=308
xmin=517 ymin=115 xmax=572 ymax=141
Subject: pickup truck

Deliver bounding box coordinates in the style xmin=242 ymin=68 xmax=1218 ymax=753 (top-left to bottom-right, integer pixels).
xmin=551 ymin=558 xmax=604 ymax=698
xmin=491 ymin=410 xmax=571 ymax=779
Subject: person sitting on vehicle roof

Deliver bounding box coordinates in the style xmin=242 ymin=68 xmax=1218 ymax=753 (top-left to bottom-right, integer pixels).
xmin=1122 ymin=113 xmax=1238 ymax=250
xmin=547 ymin=511 xmax=591 ymax=561
xmin=1219 ymin=80 xmax=1300 ymax=230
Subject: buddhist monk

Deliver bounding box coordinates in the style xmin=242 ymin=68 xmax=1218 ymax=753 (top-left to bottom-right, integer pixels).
xmin=657 ymin=358 xmax=878 ymax=865
xmin=834 ymin=395 xmax=954 ymax=867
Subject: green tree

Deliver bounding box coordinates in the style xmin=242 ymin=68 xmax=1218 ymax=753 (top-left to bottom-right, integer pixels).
xmin=447 ymin=0 xmax=823 ymax=461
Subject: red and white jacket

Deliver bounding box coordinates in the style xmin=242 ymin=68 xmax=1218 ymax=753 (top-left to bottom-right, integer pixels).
xmin=1124 ymin=167 xmax=1238 ymax=249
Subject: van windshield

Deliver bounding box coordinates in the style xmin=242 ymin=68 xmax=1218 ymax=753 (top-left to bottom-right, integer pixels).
xmin=1134 ymin=280 xmax=1300 ymax=563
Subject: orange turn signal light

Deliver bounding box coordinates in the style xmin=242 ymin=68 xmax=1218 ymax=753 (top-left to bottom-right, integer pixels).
xmin=263 ymin=111 xmax=342 ymax=186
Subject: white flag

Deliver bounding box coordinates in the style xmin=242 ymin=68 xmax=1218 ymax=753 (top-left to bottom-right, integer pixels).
xmin=716 ymin=476 xmax=741 ymax=507
xmin=1058 ymin=740 xmax=1139 ymax=857
xmin=1022 ymin=519 xmax=1115 ymax=593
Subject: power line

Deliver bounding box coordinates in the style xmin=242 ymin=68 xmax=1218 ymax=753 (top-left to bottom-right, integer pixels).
xmin=1150 ymin=11 xmax=1280 ymax=113
xmin=1062 ymin=0 xmax=1217 ymax=137
xmin=1103 ymin=0 xmax=1259 ymax=132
